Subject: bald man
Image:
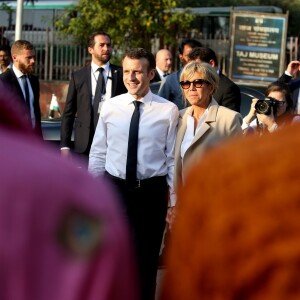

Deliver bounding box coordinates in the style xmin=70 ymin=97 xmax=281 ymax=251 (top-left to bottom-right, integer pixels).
xmin=151 ymin=49 xmax=172 ymax=82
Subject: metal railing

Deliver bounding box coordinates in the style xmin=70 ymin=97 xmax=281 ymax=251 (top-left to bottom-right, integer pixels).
xmin=3 ymin=28 xmax=87 ymax=81
xmin=2 ymin=28 xmax=299 ymax=80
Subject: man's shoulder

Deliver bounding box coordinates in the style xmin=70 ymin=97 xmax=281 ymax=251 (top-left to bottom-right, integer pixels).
xmin=73 ymin=65 xmax=90 ymax=75
xmin=219 ymin=73 xmax=238 ymax=87
xmin=0 ymin=68 xmax=14 ymax=80
xmin=151 ymin=92 xmax=178 ymax=108
xmin=110 ymin=64 xmax=122 ymax=71
xmin=166 ymin=70 xmax=180 ymax=81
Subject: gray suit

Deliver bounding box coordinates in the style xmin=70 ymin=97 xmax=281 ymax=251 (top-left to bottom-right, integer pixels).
xmin=158 ymin=69 xmax=184 ymax=109
xmin=174 ymin=99 xmax=242 ymax=188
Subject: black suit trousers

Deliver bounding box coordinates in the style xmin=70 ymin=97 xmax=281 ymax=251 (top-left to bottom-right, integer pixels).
xmin=104 ymin=173 xmax=168 ymax=300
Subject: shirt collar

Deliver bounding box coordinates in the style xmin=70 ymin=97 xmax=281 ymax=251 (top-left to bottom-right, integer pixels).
xmin=156 ymin=67 xmax=164 ymax=77
xmin=125 ymin=89 xmax=153 ymax=106
xmin=91 ymin=61 xmax=110 ymax=74
xmin=12 ymin=65 xmax=25 ymax=78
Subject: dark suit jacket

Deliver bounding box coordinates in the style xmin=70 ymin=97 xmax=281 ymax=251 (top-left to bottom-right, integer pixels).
xmin=0 ymin=68 xmax=42 ymax=136
xmin=214 ymin=74 xmax=241 ymax=113
xmin=60 ymin=63 xmax=127 ymax=154
xmin=151 ymin=70 xmax=162 ymax=83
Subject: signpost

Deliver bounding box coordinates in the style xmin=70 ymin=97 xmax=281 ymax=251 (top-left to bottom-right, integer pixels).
xmin=229 ymin=11 xmax=288 ymax=86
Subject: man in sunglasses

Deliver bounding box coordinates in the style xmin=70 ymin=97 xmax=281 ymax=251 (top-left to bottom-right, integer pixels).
xmin=187 ymin=47 xmax=241 ymax=113
xmin=158 ymin=38 xmax=202 ymax=109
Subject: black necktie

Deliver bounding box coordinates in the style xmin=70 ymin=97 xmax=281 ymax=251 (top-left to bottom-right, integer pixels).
xmin=126 ymin=101 xmax=141 ymax=188
xmin=163 ymin=72 xmax=169 ymax=77
xmin=21 ymin=75 xmax=30 ymax=110
xmin=93 ymin=67 xmax=106 ymax=129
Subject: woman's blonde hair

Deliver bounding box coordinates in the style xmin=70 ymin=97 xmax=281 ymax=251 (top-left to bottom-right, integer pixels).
xmin=180 ymin=61 xmax=219 ymax=95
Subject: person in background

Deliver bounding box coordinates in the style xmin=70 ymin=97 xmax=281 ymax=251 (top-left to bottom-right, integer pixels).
xmin=188 ymin=47 xmax=241 ymax=112
xmin=0 ymin=87 xmax=139 ymax=300
xmin=60 ymin=31 xmax=127 ymax=163
xmin=158 ymin=38 xmax=202 ymax=109
xmin=0 ymin=40 xmax=42 ymax=136
xmin=242 ymin=81 xmax=300 ymax=135
xmin=159 ymin=121 xmax=300 ymax=300
xmin=0 ymin=44 xmax=12 ymax=74
xmin=167 ymin=61 xmax=242 ymax=229
xmin=89 ymin=48 xmax=179 ymax=300
xmin=151 ymin=49 xmax=173 ymax=82
xmin=278 ymin=59 xmax=300 ymax=113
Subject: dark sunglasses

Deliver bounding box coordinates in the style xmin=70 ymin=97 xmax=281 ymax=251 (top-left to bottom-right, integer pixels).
xmin=179 ymin=79 xmax=210 ymax=89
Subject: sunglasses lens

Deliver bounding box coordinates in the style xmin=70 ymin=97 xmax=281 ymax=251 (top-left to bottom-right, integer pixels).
xmin=194 ymin=79 xmax=205 ymax=88
xmin=180 ymin=81 xmax=191 ymax=89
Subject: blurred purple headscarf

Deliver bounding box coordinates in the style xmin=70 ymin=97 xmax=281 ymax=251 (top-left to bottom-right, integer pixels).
xmin=0 ymin=85 xmax=139 ymax=300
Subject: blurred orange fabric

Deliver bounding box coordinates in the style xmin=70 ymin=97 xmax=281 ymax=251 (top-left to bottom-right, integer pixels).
xmin=160 ymin=122 xmax=300 ymax=300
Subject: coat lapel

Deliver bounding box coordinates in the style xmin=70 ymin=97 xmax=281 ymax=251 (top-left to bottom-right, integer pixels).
xmin=110 ymin=64 xmax=119 ymax=97
xmin=190 ymin=99 xmax=219 ymax=147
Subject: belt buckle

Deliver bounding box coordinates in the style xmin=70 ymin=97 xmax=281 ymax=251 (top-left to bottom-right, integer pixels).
xmin=135 ymin=180 xmax=141 ymax=189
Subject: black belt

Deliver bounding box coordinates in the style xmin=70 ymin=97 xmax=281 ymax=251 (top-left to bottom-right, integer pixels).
xmin=104 ymin=171 xmax=166 ymax=189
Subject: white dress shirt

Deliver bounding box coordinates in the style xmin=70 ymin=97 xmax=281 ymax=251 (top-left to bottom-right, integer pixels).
xmin=88 ymin=90 xmax=179 ymax=205
xmin=156 ymin=67 xmax=166 ymax=81
xmin=91 ymin=61 xmax=112 ymax=103
xmin=180 ymin=104 xmax=209 ymax=159
xmin=13 ymin=65 xmax=35 ymax=128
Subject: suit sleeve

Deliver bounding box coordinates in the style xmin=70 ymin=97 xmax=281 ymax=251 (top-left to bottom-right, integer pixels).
xmin=60 ymin=72 xmax=77 ymax=148
xmin=278 ymin=72 xmax=292 ymax=84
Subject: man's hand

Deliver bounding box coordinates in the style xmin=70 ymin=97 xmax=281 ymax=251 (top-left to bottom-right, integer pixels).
xmin=61 ymin=148 xmax=71 ymax=158
xmin=286 ymin=60 xmax=300 ymax=77
xmin=166 ymin=206 xmax=176 ymax=230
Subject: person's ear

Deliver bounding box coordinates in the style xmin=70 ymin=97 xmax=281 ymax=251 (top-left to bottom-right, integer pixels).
xmin=149 ymin=69 xmax=156 ymax=80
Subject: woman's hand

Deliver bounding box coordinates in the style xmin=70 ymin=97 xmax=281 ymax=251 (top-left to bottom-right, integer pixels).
xmin=244 ymin=98 xmax=258 ymax=125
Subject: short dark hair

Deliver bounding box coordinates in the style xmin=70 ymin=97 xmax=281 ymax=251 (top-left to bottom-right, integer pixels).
xmin=0 ymin=44 xmax=11 ymax=53
xmin=11 ymin=40 xmax=34 ymax=55
xmin=123 ymin=48 xmax=156 ymax=72
xmin=188 ymin=47 xmax=219 ymax=65
xmin=87 ymin=31 xmax=111 ymax=48
xmin=178 ymin=38 xmax=202 ymax=55
xmin=265 ymin=81 xmax=294 ymax=114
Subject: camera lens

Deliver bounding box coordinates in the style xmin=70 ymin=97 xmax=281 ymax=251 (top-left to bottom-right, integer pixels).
xmin=255 ymin=100 xmax=270 ymax=114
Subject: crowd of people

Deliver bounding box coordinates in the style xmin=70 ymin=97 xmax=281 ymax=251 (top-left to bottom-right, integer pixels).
xmin=1 ymin=32 xmax=300 ymax=300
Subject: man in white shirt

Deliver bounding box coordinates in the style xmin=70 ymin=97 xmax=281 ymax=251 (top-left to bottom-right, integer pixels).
xmin=89 ymin=48 xmax=179 ymax=300
xmin=151 ymin=49 xmax=172 ymax=82
xmin=0 ymin=45 xmax=12 ymax=74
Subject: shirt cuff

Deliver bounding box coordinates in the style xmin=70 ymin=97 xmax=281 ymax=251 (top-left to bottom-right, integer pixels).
xmin=169 ymin=194 xmax=177 ymax=207
xmin=268 ymin=122 xmax=278 ymax=133
xmin=241 ymin=118 xmax=249 ymax=130
xmin=285 ymin=70 xmax=293 ymax=77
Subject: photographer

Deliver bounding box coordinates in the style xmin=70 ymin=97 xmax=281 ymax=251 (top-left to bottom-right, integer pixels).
xmin=242 ymin=82 xmax=300 ymax=134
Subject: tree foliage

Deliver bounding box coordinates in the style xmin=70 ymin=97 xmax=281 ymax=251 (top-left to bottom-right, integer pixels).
xmin=56 ymin=0 xmax=194 ymax=52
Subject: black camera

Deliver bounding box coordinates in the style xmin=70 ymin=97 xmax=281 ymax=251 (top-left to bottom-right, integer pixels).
xmin=255 ymin=97 xmax=278 ymax=115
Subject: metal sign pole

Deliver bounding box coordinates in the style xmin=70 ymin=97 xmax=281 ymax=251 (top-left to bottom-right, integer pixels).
xmin=15 ymin=0 xmax=24 ymax=40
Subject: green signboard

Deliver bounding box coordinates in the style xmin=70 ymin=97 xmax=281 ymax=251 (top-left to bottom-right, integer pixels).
xmin=229 ymin=11 xmax=288 ymax=86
